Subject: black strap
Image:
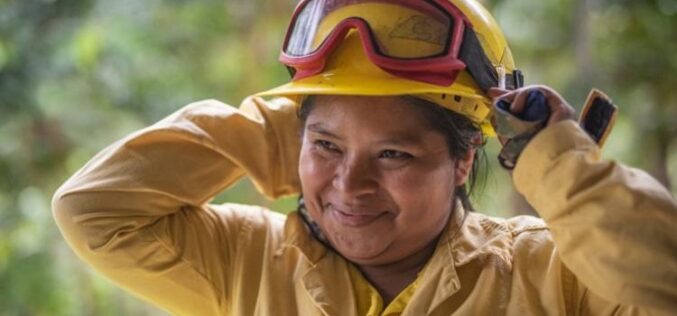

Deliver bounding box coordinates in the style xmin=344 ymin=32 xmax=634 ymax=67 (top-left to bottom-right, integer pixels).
xmin=458 ymin=27 xmax=523 ymax=92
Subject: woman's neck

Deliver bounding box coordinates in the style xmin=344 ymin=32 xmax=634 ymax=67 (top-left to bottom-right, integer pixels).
xmin=356 ymin=238 xmax=439 ymax=306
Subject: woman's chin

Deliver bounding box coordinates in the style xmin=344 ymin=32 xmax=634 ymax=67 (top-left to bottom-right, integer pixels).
xmin=329 ymin=237 xmax=393 ymax=265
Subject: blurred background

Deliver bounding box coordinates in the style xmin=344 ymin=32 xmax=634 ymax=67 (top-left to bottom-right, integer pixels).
xmin=0 ymin=0 xmax=675 ymax=314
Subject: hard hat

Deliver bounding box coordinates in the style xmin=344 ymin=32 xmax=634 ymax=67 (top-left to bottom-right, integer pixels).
xmin=257 ymin=0 xmax=521 ymax=135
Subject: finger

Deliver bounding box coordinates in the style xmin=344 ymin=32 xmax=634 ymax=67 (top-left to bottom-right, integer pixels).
xmin=547 ymin=106 xmax=576 ymax=125
xmin=536 ymin=86 xmax=576 ymax=124
xmin=491 ymin=88 xmax=521 ymax=107
xmin=509 ymin=89 xmax=530 ymax=113
xmin=488 ymin=87 xmax=510 ymax=99
xmin=539 ymin=86 xmax=566 ymax=107
xmin=510 ymin=85 xmax=559 ymax=114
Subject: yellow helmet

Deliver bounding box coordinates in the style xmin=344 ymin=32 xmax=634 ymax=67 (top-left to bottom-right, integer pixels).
xmin=257 ymin=0 xmax=520 ymax=135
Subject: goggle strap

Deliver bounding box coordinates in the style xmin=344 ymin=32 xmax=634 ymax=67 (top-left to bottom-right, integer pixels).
xmin=459 ymin=27 xmax=521 ymax=92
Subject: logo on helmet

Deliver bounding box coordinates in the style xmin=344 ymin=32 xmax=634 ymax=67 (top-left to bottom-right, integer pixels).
xmin=390 ymin=15 xmax=446 ymax=46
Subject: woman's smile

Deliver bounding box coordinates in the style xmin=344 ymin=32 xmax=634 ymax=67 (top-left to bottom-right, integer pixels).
xmin=326 ymin=203 xmax=390 ymax=227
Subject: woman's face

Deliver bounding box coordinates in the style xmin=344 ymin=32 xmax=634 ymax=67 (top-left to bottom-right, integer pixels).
xmin=299 ymin=95 xmax=473 ymax=266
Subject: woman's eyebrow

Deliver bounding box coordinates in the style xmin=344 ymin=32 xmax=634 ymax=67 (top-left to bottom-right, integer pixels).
xmin=307 ymin=121 xmax=434 ymax=146
xmin=306 ymin=123 xmax=340 ymax=138
xmin=376 ymin=131 xmax=428 ymax=146
xmin=308 ymin=123 xmax=429 ymax=145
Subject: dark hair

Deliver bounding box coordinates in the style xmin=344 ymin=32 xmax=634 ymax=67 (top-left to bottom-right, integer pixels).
xmin=298 ymin=95 xmax=487 ymax=212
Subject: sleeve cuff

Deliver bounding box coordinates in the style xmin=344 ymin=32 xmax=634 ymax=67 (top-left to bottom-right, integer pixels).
xmin=513 ymin=120 xmax=599 ymax=198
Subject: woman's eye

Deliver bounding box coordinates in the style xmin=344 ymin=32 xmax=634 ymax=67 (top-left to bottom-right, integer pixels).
xmin=314 ymin=140 xmax=340 ymax=152
xmin=379 ymin=150 xmax=412 ymax=160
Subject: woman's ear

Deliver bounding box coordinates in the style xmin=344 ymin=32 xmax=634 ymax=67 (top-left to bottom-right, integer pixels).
xmin=454 ymin=149 xmax=475 ymax=186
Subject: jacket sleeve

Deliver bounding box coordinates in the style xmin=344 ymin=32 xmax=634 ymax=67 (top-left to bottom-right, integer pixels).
xmin=513 ymin=120 xmax=677 ymax=314
xmin=51 ymin=97 xmax=301 ymax=315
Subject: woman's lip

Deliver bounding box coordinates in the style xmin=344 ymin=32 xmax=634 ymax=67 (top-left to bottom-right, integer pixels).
xmin=328 ymin=205 xmax=386 ymax=227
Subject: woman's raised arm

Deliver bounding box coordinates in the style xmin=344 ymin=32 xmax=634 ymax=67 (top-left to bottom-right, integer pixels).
xmin=514 ymin=119 xmax=677 ymax=314
xmin=52 ymin=97 xmax=300 ymax=315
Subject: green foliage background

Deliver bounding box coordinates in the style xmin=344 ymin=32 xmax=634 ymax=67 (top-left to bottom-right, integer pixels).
xmin=0 ymin=0 xmax=674 ymax=314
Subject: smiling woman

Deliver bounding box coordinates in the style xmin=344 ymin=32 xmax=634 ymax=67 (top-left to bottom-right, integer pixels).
xmin=51 ymin=0 xmax=677 ymax=315
xmin=298 ymin=96 xmax=469 ymax=263
xmin=299 ymin=97 xmax=460 ymax=256
xmin=298 ymin=95 xmax=474 ymax=303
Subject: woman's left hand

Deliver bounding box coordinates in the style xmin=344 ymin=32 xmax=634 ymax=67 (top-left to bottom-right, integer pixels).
xmin=488 ymin=85 xmax=577 ymax=126
xmin=487 ymin=85 xmax=578 ymax=168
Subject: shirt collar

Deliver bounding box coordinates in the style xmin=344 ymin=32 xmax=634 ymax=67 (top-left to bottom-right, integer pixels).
xmin=280 ymin=201 xmax=514 ymax=270
xmin=280 ymin=212 xmax=329 ymax=264
xmin=447 ymin=208 xmax=514 ymax=270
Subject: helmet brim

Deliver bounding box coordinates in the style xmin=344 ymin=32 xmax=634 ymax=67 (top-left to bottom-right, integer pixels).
xmin=256 ymin=70 xmax=496 ymax=136
xmin=256 ymin=70 xmax=486 ymax=101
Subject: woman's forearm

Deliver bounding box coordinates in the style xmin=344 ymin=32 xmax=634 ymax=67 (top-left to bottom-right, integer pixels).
xmin=514 ymin=120 xmax=677 ymax=312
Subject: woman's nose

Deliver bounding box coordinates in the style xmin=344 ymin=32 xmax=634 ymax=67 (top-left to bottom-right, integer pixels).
xmin=332 ymin=156 xmax=378 ymax=198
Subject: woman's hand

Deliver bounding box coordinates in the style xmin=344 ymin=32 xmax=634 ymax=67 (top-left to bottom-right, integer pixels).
xmin=488 ymin=85 xmax=576 ymax=126
xmin=487 ymin=85 xmax=578 ymax=168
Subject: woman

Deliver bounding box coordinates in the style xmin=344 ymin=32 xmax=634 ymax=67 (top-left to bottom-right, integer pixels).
xmin=52 ymin=0 xmax=676 ymax=315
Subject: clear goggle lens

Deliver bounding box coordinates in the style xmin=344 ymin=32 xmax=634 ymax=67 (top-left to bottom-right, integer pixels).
xmin=285 ymin=0 xmax=453 ymax=59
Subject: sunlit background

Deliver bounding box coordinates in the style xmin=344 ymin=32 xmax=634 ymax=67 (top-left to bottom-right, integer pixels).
xmin=0 ymin=0 xmax=675 ymax=314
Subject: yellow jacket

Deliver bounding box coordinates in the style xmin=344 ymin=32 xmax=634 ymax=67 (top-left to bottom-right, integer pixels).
xmin=52 ymin=97 xmax=677 ymax=315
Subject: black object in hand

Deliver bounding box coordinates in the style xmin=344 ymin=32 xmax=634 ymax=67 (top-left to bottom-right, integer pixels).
xmin=492 ymin=89 xmax=552 ymax=170
xmin=496 ymin=90 xmax=551 ymax=122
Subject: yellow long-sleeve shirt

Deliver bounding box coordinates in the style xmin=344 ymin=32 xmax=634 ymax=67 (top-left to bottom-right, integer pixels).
xmin=52 ymin=97 xmax=677 ymax=315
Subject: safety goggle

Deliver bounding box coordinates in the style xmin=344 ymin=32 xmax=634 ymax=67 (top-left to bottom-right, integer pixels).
xmin=280 ymin=0 xmax=523 ymax=90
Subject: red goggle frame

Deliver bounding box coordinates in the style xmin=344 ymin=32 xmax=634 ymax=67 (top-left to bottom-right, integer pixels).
xmin=280 ymin=0 xmax=471 ymax=86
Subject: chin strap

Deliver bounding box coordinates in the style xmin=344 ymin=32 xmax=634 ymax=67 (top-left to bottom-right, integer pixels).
xmin=459 ymin=27 xmax=524 ymax=92
xmin=297 ymin=198 xmax=332 ymax=248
